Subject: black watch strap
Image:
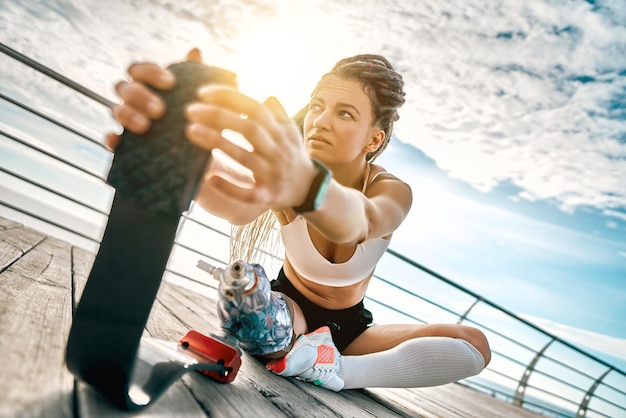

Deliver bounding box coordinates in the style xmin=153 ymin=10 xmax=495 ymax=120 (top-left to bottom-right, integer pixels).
xmin=293 ymin=159 xmax=331 ymax=214
xmin=65 ymin=61 xmax=237 ymax=410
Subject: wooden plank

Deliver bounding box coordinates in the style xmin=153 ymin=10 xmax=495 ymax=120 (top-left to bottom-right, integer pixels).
xmin=77 ymin=380 xmax=207 ymax=418
xmin=0 ymin=223 xmax=46 ymax=271
xmin=0 ymin=217 xmax=21 ymax=230
xmin=0 ymin=223 xmax=46 ymax=253
xmin=326 ymin=387 xmax=421 ymax=418
xmin=70 ymin=246 xmax=95 ymax=305
xmin=0 ymin=240 xmax=23 ymax=272
xmin=369 ymin=385 xmax=544 ymax=418
xmin=0 ymin=236 xmax=75 ymax=418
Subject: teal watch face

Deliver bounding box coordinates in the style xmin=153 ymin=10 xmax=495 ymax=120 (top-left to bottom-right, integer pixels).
xmin=293 ymin=159 xmax=331 ymax=213
xmin=313 ymin=172 xmax=331 ymax=211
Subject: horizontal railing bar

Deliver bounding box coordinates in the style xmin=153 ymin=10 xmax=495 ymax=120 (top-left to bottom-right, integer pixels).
xmin=173 ymin=240 xmax=218 ymax=261
xmin=0 ymin=166 xmax=109 ymax=215
xmin=374 ymin=272 xmax=463 ymax=318
xmin=0 ymin=92 xmax=108 ymax=149
xmin=459 ymin=379 xmax=513 ymax=399
xmin=0 ymin=200 xmax=99 ymax=243
xmin=164 ymin=268 xmax=218 ymax=292
xmin=490 ymin=350 xmax=529 ymax=370
xmin=180 ymin=214 xmax=231 ymax=239
xmin=462 ymin=379 xmax=573 ymax=418
xmin=0 ymin=42 xmax=117 ymax=108
xmin=523 ymin=382 xmax=615 ymax=418
xmin=0 ymin=129 xmax=106 ymax=181
xmin=365 ymin=296 xmax=427 ymax=324
xmin=585 ymin=395 xmax=626 ymax=415
xmin=596 ymin=380 xmax=626 ymax=403
xmin=538 ymin=355 xmax=615 ymax=388
xmin=181 ymin=213 xmax=285 ymax=265
xmin=524 ymin=384 xmax=579 ymax=405
xmin=482 ymin=367 xmax=520 ymax=385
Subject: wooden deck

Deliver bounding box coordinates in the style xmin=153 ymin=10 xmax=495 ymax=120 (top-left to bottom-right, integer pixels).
xmin=0 ymin=216 xmax=544 ymax=418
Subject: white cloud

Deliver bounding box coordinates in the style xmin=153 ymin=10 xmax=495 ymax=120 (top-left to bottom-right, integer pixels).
xmin=2 ymin=0 xmax=624 ymax=223
xmin=521 ymin=314 xmax=626 ymax=363
xmin=380 ymin=0 xmax=626 ymax=218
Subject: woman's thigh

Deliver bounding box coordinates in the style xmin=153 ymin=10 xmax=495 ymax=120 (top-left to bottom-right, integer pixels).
xmin=342 ymin=323 xmax=491 ymax=364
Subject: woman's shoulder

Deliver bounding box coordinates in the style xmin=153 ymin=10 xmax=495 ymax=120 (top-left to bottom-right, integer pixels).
xmin=366 ymin=163 xmax=413 ymax=203
xmin=368 ymin=163 xmax=407 ymax=186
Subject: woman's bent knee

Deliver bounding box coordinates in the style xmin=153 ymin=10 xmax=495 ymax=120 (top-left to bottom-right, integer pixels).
xmin=465 ymin=327 xmax=491 ymax=366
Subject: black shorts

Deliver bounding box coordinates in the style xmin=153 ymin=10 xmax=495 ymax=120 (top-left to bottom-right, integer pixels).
xmin=270 ymin=268 xmax=373 ymax=352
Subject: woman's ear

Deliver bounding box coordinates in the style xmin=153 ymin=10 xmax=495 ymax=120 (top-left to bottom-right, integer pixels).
xmin=365 ymin=129 xmax=385 ymax=153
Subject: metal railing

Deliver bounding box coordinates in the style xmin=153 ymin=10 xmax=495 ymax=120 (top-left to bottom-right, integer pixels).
xmin=1 ymin=42 xmax=624 ymax=418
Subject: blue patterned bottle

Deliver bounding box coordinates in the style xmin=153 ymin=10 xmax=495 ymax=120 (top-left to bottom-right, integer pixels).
xmin=197 ymin=260 xmax=293 ymax=356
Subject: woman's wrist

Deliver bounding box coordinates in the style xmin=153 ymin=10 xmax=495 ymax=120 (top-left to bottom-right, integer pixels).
xmin=292 ymin=159 xmax=331 ymax=214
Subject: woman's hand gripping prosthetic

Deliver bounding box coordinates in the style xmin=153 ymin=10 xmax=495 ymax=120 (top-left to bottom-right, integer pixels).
xmin=197 ymin=260 xmax=294 ymax=356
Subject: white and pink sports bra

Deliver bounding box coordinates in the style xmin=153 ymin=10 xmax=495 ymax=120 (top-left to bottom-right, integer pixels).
xmin=280 ymin=167 xmax=391 ymax=287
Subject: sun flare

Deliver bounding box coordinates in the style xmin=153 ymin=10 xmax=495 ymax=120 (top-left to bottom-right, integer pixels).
xmin=232 ymin=26 xmax=333 ymax=117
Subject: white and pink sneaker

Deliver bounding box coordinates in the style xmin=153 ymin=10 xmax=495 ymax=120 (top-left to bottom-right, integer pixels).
xmin=266 ymin=326 xmax=344 ymax=392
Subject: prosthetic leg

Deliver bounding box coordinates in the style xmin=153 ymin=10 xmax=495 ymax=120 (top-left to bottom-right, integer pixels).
xmin=197 ymin=260 xmax=294 ymax=356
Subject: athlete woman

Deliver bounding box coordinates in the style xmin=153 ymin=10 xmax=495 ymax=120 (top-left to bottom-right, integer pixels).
xmin=108 ymin=50 xmax=490 ymax=391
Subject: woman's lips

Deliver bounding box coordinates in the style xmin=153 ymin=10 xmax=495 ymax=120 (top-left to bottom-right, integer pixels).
xmin=308 ymin=134 xmax=331 ymax=145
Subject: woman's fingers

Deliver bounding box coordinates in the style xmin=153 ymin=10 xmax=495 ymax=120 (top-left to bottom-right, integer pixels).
xmin=105 ymin=133 xmax=121 ymax=151
xmin=185 ymin=102 xmax=276 ymax=157
xmin=113 ymin=78 xmax=168 ymax=133
xmin=262 ymin=96 xmax=303 ymax=141
xmin=262 ymin=96 xmax=291 ymax=124
xmin=184 ymin=85 xmax=309 ymax=208
xmin=185 ymin=120 xmax=268 ymax=174
xmin=186 ymin=48 xmax=203 ymax=62
xmin=197 ymin=86 xmax=275 ymax=127
xmin=127 ymin=62 xmax=176 ymax=90
xmin=192 ymin=87 xmax=303 ymax=153
xmin=112 ymin=104 xmax=150 ymax=134
xmin=206 ymin=174 xmax=272 ymax=207
xmin=115 ymin=81 xmax=166 ymax=119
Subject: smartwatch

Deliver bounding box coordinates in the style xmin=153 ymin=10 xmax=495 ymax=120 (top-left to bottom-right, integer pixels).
xmin=293 ymin=159 xmax=331 ymax=214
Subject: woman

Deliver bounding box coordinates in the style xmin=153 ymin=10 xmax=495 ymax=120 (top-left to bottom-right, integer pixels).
xmin=109 ymin=50 xmax=490 ymax=391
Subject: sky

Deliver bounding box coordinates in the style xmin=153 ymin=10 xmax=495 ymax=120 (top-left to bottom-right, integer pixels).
xmin=0 ymin=0 xmax=625 ymax=411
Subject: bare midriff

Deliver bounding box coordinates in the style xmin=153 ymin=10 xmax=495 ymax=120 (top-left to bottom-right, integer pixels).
xmin=282 ymin=257 xmax=371 ymax=310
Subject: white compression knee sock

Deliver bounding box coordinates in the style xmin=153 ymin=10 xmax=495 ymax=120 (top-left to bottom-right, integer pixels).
xmin=338 ymin=337 xmax=485 ymax=389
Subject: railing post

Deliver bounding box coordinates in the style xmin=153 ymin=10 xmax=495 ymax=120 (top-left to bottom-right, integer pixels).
xmin=576 ymin=368 xmax=612 ymax=418
xmin=513 ymin=337 xmax=555 ymax=407
xmin=456 ymin=297 xmax=481 ymax=324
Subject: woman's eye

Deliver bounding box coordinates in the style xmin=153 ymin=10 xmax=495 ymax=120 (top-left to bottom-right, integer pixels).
xmin=339 ymin=110 xmax=353 ymax=119
xmin=309 ymin=103 xmax=322 ymax=111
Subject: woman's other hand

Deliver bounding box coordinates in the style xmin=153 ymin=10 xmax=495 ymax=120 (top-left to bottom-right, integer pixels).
xmin=185 ymin=87 xmax=312 ymax=210
xmin=106 ymin=49 xmax=203 ymax=149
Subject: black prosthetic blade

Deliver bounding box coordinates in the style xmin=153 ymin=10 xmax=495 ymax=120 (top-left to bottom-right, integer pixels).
xmin=66 ymin=61 xmax=237 ymax=410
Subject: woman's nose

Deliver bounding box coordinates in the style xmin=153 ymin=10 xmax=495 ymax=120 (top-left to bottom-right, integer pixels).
xmin=313 ymin=110 xmax=331 ymax=130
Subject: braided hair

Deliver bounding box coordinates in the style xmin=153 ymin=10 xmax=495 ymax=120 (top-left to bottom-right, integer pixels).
xmin=294 ymin=54 xmax=406 ymax=162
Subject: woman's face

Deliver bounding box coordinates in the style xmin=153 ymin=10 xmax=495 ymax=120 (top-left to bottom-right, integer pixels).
xmin=303 ymin=75 xmax=382 ymax=165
